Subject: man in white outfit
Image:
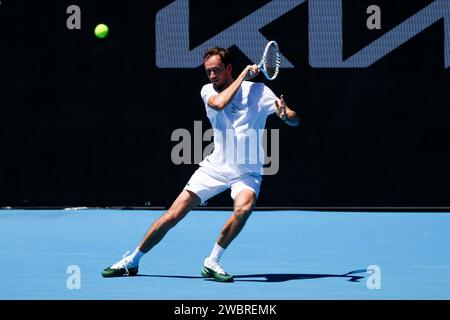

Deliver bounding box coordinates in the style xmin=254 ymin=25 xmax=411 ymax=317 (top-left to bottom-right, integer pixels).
xmin=102 ymin=47 xmax=299 ymax=282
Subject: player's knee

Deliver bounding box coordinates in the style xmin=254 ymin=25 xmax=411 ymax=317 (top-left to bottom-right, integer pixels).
xmin=162 ymin=209 xmax=182 ymax=228
xmin=233 ymin=205 xmax=253 ymax=220
xmin=163 ymin=216 xmax=178 ymax=229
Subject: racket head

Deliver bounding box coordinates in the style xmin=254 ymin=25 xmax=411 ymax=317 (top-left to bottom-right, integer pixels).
xmin=260 ymin=41 xmax=281 ymax=80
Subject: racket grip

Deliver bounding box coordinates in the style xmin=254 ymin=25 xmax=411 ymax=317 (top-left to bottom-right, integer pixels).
xmin=248 ymin=69 xmax=255 ymax=77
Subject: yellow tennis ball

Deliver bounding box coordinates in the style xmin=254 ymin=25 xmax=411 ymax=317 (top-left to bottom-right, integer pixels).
xmin=95 ymin=24 xmax=109 ymax=39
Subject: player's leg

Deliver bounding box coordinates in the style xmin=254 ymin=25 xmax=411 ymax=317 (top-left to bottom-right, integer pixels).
xmin=102 ymin=167 xmax=227 ymax=278
xmin=217 ymin=188 xmax=256 ymax=249
xmin=215 ymin=174 xmax=261 ymax=252
xmin=202 ymin=186 xmax=258 ymax=282
xmin=101 ymin=190 xmax=200 ymax=277
xmin=137 ymin=189 xmax=200 ymax=253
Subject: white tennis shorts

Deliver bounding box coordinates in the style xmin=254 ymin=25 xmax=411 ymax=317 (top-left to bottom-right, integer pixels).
xmin=184 ymin=167 xmax=262 ymax=204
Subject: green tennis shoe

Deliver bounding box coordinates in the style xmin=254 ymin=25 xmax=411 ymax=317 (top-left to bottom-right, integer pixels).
xmin=102 ymin=265 xmax=138 ymax=277
xmin=102 ymin=253 xmax=139 ymax=277
xmin=201 ymin=257 xmax=234 ymax=282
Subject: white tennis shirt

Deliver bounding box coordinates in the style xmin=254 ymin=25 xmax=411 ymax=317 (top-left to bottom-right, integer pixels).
xmin=200 ymin=81 xmax=278 ymax=177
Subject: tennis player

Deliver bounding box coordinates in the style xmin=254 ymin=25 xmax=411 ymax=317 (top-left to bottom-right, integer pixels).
xmin=102 ymin=47 xmax=299 ymax=282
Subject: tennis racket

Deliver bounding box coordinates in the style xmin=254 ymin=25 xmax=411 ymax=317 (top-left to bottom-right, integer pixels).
xmin=248 ymin=40 xmax=281 ymax=80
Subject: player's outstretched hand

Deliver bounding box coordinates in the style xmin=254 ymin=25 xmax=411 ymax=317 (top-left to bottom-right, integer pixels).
xmin=275 ymin=94 xmax=287 ymax=120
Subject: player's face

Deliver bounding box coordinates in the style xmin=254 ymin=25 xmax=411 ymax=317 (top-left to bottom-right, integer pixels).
xmin=204 ymin=55 xmax=231 ymax=90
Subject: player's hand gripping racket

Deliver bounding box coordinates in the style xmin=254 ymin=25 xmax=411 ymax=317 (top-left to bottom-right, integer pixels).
xmin=248 ymin=40 xmax=281 ymax=80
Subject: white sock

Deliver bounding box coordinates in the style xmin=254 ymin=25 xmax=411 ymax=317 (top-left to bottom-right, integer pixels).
xmin=129 ymin=248 xmax=145 ymax=265
xmin=208 ymin=243 xmax=225 ymax=262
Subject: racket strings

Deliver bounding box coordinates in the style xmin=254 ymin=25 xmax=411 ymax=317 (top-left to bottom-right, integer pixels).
xmin=263 ymin=45 xmax=281 ymax=79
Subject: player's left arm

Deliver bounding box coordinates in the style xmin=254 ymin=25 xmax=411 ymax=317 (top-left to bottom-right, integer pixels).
xmin=275 ymin=95 xmax=299 ymax=126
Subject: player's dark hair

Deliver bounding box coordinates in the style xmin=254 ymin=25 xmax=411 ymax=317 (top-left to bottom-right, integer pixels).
xmin=203 ymin=47 xmax=232 ymax=66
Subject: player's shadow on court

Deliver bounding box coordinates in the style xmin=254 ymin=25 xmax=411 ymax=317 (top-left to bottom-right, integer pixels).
xmin=138 ymin=269 xmax=367 ymax=283
xmin=232 ymin=269 xmax=367 ymax=282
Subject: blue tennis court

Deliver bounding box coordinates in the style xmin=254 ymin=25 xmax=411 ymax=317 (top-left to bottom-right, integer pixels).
xmin=1 ymin=209 xmax=449 ymax=300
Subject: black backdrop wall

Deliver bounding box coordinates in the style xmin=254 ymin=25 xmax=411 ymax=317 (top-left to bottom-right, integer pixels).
xmin=1 ymin=0 xmax=449 ymax=208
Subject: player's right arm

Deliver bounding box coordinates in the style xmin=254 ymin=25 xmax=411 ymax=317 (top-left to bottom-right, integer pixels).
xmin=207 ymin=65 xmax=258 ymax=111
